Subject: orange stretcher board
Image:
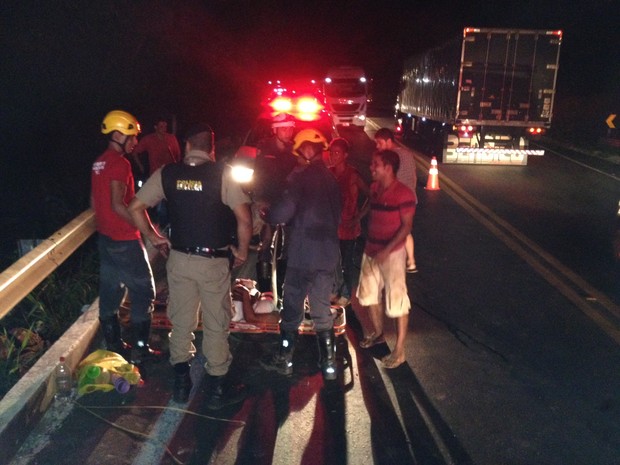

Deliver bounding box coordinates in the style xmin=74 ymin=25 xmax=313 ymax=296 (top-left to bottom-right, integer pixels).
xmin=132 ymin=302 xmax=347 ymax=337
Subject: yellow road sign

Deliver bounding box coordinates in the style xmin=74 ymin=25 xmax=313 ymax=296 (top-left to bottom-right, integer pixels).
xmin=606 ymin=114 xmax=616 ymax=129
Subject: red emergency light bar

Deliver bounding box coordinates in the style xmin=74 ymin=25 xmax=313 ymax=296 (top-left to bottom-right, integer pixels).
xmin=297 ymin=96 xmax=323 ymax=114
xmin=268 ymin=95 xmax=325 ymax=122
xmin=269 ymin=96 xmax=294 ymax=113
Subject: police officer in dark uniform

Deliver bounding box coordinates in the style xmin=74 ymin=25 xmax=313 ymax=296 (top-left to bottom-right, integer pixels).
xmin=129 ymin=123 xmax=252 ymax=407
xmin=260 ymin=129 xmax=342 ymax=381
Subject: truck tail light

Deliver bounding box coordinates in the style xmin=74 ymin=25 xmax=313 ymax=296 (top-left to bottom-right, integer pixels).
xmin=527 ymin=127 xmax=545 ymax=135
xmin=458 ymin=125 xmax=475 ymax=137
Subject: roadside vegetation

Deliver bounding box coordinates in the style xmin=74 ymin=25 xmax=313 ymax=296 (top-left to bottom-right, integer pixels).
xmin=549 ymin=94 xmax=620 ymax=164
xmin=0 ymin=242 xmax=99 ymax=399
xmin=544 ymin=132 xmax=620 ymax=165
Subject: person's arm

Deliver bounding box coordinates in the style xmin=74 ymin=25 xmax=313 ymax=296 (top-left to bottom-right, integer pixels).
xmin=232 ymin=284 xmax=259 ymax=323
xmin=131 ymin=139 xmax=146 ymax=174
xmin=341 ymin=177 xmax=360 ymax=228
xmin=232 ymin=284 xmax=279 ymax=324
xmin=169 ymin=135 xmax=182 ymax=163
xmin=231 ymin=202 xmax=252 ymax=268
xmin=356 ymin=171 xmax=370 ymax=198
xmin=374 ymin=208 xmax=414 ymax=264
xmin=127 ymin=171 xmax=170 ymax=254
xmin=358 ymin=197 xmax=370 ymax=221
xmin=354 ymin=172 xmax=370 ymax=221
xmin=110 ymin=180 xmax=136 ymax=226
xmin=128 ymin=196 xmax=171 ymax=256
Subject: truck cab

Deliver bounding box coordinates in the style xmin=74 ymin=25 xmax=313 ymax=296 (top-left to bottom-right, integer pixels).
xmin=323 ymin=67 xmax=369 ymax=129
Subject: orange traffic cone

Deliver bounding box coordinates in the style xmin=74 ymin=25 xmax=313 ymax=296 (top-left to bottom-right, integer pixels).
xmin=425 ymin=156 xmax=440 ymax=190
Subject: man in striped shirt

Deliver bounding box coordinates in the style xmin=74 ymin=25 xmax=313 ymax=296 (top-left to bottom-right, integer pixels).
xmin=356 ymin=150 xmax=416 ymax=369
xmin=375 ymin=128 xmax=418 ymax=273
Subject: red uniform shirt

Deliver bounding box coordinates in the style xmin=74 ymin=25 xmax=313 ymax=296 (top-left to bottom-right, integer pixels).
xmin=91 ymin=149 xmax=141 ymax=241
xmin=134 ymin=133 xmax=181 ymax=175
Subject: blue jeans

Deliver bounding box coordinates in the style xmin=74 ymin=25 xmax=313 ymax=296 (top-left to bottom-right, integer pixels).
xmin=98 ymin=235 xmax=155 ymax=323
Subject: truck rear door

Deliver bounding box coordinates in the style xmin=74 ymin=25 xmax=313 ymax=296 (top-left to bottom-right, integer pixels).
xmin=458 ymin=29 xmax=561 ymax=127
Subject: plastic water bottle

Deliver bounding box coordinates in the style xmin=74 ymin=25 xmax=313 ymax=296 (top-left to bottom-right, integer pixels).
xmin=55 ymin=356 xmax=73 ymax=400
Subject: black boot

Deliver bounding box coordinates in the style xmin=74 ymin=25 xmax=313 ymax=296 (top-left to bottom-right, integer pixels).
xmin=317 ymin=329 xmax=337 ymax=381
xmin=130 ymin=318 xmax=162 ymax=364
xmin=100 ymin=315 xmax=130 ymax=357
xmin=260 ymin=329 xmax=296 ymax=376
xmin=173 ymin=362 xmax=192 ymax=403
xmin=205 ymin=374 xmax=247 ymax=410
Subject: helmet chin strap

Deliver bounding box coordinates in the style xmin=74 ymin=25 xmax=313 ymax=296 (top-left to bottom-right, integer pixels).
xmin=110 ymin=133 xmax=130 ymax=154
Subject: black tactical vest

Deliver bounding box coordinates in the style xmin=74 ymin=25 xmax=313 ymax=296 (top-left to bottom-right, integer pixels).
xmin=161 ymin=161 xmax=235 ymax=249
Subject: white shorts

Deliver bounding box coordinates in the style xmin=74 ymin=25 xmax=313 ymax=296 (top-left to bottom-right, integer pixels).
xmin=356 ymin=247 xmax=410 ymax=318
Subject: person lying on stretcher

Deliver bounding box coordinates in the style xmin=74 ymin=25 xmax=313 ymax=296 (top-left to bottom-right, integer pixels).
xmin=231 ymin=279 xmax=280 ymax=325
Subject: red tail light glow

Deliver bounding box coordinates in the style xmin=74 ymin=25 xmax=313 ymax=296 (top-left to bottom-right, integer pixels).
xmin=297 ymin=96 xmax=324 ymax=114
xmin=268 ymin=95 xmax=324 ymax=121
xmin=269 ymin=97 xmax=294 ymax=113
xmin=458 ymin=124 xmax=475 ymax=137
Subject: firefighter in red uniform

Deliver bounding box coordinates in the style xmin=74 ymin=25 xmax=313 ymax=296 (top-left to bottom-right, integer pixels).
xmin=91 ymin=110 xmax=160 ymax=364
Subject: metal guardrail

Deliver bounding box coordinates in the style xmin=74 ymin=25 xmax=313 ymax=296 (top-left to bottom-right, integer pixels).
xmin=0 ymin=209 xmax=96 ymax=321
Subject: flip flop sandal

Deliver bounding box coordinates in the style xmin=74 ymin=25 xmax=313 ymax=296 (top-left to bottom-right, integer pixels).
xmin=359 ymin=333 xmax=385 ymax=349
xmin=382 ymin=355 xmax=405 ymax=369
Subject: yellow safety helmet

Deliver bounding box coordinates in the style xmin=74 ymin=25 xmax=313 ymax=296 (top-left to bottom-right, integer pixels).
xmin=101 ymin=110 xmax=141 ymax=136
xmin=292 ymin=128 xmax=328 ymax=155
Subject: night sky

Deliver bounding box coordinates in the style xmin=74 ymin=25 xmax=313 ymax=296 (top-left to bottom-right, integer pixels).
xmin=0 ymin=0 xmax=618 ymax=256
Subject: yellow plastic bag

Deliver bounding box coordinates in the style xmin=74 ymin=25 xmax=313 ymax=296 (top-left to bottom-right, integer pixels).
xmin=76 ymin=349 xmax=141 ymax=396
